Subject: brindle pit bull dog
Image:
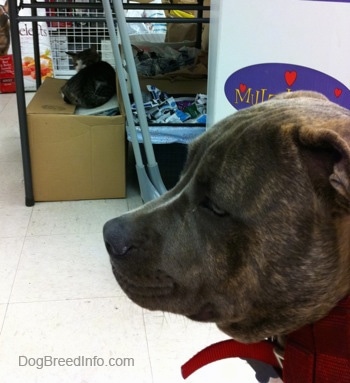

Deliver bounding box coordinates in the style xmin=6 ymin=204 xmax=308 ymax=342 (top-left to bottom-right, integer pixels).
xmin=103 ymin=91 xmax=350 ymax=377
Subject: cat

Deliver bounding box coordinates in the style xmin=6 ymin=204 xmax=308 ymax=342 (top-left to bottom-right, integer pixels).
xmin=0 ymin=1 xmax=10 ymax=56
xmin=61 ymin=47 xmax=116 ymax=108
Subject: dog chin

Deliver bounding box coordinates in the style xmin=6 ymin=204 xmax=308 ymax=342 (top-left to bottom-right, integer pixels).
xmin=216 ymin=322 xmax=270 ymax=344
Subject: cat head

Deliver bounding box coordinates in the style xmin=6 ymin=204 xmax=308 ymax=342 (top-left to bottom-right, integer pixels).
xmin=66 ymin=47 xmax=101 ymax=72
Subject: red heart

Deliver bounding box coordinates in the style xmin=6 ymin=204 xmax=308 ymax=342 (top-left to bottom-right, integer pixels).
xmin=334 ymin=88 xmax=342 ymax=98
xmin=239 ymin=83 xmax=247 ymax=93
xmin=284 ymin=71 xmax=297 ymax=87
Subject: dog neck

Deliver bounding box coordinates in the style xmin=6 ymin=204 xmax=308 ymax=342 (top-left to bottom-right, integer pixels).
xmin=182 ymin=296 xmax=350 ymax=381
xmin=335 ymin=215 xmax=350 ymax=292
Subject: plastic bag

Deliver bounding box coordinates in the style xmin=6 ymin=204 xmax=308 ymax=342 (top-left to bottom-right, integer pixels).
xmin=135 ymin=45 xmax=200 ymax=77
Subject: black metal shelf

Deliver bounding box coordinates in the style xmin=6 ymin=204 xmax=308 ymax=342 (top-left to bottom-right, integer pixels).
xmin=8 ymin=0 xmax=209 ymax=206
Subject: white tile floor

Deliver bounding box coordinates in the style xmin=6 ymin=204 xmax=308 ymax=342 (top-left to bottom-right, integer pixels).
xmin=0 ymin=92 xmax=259 ymax=382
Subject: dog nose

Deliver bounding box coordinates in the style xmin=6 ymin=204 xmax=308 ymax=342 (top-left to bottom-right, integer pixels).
xmin=103 ymin=218 xmax=133 ymax=259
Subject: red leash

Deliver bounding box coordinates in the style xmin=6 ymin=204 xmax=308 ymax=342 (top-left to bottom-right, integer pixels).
xmin=181 ymin=296 xmax=350 ymax=382
xmin=181 ymin=338 xmax=280 ymax=379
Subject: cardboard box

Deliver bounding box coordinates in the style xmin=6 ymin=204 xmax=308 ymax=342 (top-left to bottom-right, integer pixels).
xmin=162 ymin=0 xmax=210 ymax=51
xmin=26 ymin=77 xmax=126 ymax=201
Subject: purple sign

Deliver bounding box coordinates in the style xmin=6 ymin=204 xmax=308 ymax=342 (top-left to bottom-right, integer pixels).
xmin=305 ymin=1 xmax=350 ymax=2
xmin=224 ymin=63 xmax=350 ymax=111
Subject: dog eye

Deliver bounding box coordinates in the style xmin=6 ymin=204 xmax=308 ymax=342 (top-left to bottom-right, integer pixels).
xmin=200 ymin=197 xmax=228 ymax=217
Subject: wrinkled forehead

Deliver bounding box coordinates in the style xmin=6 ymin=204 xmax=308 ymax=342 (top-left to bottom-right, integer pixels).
xmin=186 ymin=124 xmax=277 ymax=199
xmin=185 ymin=97 xmax=331 ymax=188
xmin=189 ymin=94 xmax=349 ymax=161
xmin=188 ymin=104 xmax=284 ymax=165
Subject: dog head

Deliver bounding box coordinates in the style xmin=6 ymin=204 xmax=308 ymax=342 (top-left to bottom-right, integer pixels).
xmin=104 ymin=91 xmax=350 ymax=342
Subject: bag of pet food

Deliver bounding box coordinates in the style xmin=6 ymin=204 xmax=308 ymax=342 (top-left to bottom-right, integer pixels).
xmin=0 ymin=0 xmax=14 ymax=92
xmin=0 ymin=0 xmax=53 ymax=93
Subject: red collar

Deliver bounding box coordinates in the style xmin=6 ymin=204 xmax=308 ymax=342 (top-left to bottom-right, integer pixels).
xmin=181 ymin=296 xmax=350 ymax=382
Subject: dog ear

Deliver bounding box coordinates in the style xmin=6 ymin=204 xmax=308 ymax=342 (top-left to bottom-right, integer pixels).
xmin=296 ymin=124 xmax=350 ymax=205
